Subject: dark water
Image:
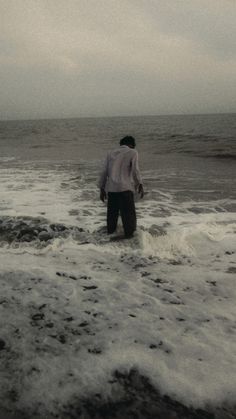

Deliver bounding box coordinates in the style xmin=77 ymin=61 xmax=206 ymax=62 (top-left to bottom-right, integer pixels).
xmin=0 ymin=113 xmax=235 ymax=204
xmin=0 ymin=113 xmax=235 ymax=161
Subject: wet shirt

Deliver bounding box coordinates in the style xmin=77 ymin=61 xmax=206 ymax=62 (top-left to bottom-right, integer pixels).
xmin=98 ymin=145 xmax=142 ymax=192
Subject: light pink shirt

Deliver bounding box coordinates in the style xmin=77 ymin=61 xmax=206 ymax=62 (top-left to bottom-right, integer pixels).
xmin=98 ymin=145 xmax=142 ymax=192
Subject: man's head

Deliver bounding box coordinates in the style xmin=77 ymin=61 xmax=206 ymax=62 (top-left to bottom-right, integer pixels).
xmin=120 ymin=136 xmax=136 ymax=149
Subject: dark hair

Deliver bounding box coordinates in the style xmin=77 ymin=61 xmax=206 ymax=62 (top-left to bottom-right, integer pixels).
xmin=120 ymin=136 xmax=136 ymax=148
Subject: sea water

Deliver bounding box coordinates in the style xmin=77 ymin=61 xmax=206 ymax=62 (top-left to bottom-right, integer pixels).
xmin=0 ymin=114 xmax=235 ymax=416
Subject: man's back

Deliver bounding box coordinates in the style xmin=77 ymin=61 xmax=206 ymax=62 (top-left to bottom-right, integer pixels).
xmin=99 ymin=145 xmax=142 ymax=193
xmin=107 ymin=145 xmax=137 ymax=192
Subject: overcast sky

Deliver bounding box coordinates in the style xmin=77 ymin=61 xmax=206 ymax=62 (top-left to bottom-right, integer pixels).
xmin=1 ymin=0 xmax=236 ymax=120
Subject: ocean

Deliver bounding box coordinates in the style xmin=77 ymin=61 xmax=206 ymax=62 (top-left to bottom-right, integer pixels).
xmin=0 ymin=113 xmax=235 ymax=418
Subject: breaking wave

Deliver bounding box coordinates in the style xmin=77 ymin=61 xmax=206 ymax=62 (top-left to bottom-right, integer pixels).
xmin=2 ymin=216 xmax=234 ymax=264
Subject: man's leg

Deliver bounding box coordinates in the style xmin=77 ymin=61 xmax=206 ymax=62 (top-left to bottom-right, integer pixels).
xmin=107 ymin=193 xmax=120 ymax=234
xmin=120 ymin=191 xmax=137 ymax=237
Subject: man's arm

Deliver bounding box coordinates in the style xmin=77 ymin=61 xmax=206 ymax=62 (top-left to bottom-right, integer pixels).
xmin=132 ymin=151 xmax=144 ymax=198
xmin=98 ymin=154 xmax=109 ymax=202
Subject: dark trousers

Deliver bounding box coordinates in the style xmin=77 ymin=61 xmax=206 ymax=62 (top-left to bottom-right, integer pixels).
xmin=107 ymin=191 xmax=137 ymax=237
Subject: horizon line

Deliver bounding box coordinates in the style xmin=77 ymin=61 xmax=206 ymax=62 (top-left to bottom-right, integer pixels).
xmin=0 ymin=111 xmax=235 ymax=123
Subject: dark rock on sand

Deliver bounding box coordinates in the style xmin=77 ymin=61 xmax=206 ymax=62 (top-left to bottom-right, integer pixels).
xmin=0 ymin=338 xmax=6 ymax=350
xmin=149 ymin=344 xmax=157 ymax=349
xmin=58 ymin=335 xmax=66 ymax=344
xmin=83 ymin=285 xmax=98 ymax=290
xmin=141 ymin=271 xmax=150 ymax=277
xmin=88 ymin=347 xmax=102 ymax=354
xmin=68 ymin=275 xmax=77 ymax=280
xmin=0 ymin=215 xmax=87 ymax=245
xmin=169 ymin=259 xmax=182 ymax=265
xmin=45 ymin=322 xmax=54 ymax=328
xmin=31 ymin=313 xmax=45 ymax=321
xmin=50 ymin=223 xmax=67 ymax=232
xmin=78 ymin=322 xmax=89 ymax=327
xmin=60 ymin=369 xmax=223 ymax=419
xmin=64 ymin=317 xmax=73 ymax=322
xmin=38 ymin=231 xmax=53 ymax=241
xmin=56 ymin=272 xmax=63 ymax=277
xmin=17 ymin=228 xmax=38 ymax=242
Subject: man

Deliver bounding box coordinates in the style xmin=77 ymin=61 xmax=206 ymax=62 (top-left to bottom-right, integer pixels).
xmin=98 ymin=136 xmax=144 ymax=238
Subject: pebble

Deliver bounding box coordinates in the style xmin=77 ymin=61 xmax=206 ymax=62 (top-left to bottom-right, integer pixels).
xmin=38 ymin=231 xmax=53 ymax=241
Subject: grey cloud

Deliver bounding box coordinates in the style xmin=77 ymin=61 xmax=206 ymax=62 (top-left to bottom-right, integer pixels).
xmin=0 ymin=0 xmax=236 ymax=119
xmin=141 ymin=1 xmax=236 ymax=60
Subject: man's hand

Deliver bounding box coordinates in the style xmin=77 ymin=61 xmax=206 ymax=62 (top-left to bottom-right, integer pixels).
xmin=138 ymin=184 xmax=144 ymax=198
xmin=100 ymin=188 xmax=107 ymax=202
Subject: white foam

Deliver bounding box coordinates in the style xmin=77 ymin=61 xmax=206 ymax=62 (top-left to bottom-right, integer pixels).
xmin=0 ymin=163 xmax=236 ymax=415
xmin=0 ymin=238 xmax=236 ymax=413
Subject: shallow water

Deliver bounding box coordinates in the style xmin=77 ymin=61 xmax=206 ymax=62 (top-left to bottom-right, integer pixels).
xmin=0 ymin=114 xmax=235 ymax=417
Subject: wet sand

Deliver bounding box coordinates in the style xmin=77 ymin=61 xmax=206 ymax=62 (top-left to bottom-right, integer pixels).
xmin=0 ymin=369 xmax=235 ymax=419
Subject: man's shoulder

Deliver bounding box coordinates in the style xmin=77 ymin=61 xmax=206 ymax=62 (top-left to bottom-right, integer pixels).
xmin=129 ymin=148 xmax=138 ymax=157
xmin=108 ymin=146 xmax=138 ymax=158
xmin=120 ymin=146 xmax=138 ymax=155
